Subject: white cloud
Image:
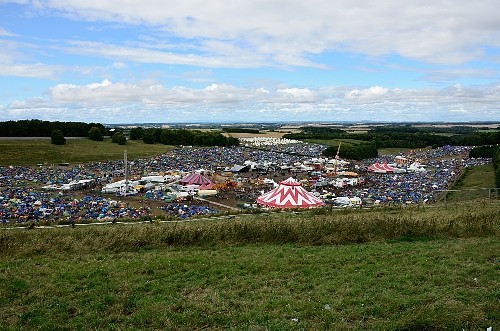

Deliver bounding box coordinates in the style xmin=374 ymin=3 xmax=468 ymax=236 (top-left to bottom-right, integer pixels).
xmin=345 ymin=86 xmax=389 ymax=101
xmin=419 ymin=68 xmax=500 ymax=83
xmin=0 ymin=38 xmax=62 ymax=79
xmin=1 ymin=2 xmax=496 ymax=124
xmin=20 ymin=0 xmax=500 ymax=65
xmin=3 ymin=80 xmax=499 ymax=123
xmin=0 ymin=28 xmax=15 ymax=36
xmin=9 ymin=97 xmax=48 ymax=109
xmin=111 ymin=61 xmax=127 ymax=69
xmin=0 ymin=63 xmax=58 ymax=78
xmin=277 ymin=88 xmax=316 ymax=102
xmin=179 ymin=69 xmax=213 ymax=83
xmin=65 ymin=40 xmax=271 ymax=68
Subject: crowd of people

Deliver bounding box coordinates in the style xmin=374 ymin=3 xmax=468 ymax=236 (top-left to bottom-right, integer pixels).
xmin=0 ymin=142 xmax=493 ymax=224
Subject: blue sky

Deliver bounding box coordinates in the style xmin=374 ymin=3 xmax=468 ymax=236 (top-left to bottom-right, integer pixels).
xmin=0 ymin=0 xmax=499 ymax=124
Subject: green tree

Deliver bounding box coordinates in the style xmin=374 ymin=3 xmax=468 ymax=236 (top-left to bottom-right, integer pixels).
xmin=177 ymin=129 xmax=194 ymax=145
xmin=227 ymin=136 xmax=240 ymax=147
xmin=129 ymin=127 xmax=144 ymax=140
xmin=160 ymin=129 xmax=174 ymax=145
xmin=88 ymin=126 xmax=104 ymax=141
xmin=50 ymin=129 xmax=66 ymax=145
xmin=142 ymin=129 xmax=156 ymax=144
xmin=212 ymin=133 xmax=228 ymax=146
xmin=112 ymin=131 xmax=124 ymax=143
xmin=115 ymin=134 xmax=127 ymax=145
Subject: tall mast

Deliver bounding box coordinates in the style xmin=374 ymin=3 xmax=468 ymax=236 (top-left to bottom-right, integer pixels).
xmin=333 ymin=141 xmax=341 ymax=176
xmin=124 ymin=150 xmax=128 ymax=195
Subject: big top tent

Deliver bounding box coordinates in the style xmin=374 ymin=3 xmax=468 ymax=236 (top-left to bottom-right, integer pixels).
xmin=256 ymin=177 xmax=324 ymax=209
xmin=179 ymin=173 xmax=214 ymax=189
xmin=367 ymin=162 xmax=397 ymax=173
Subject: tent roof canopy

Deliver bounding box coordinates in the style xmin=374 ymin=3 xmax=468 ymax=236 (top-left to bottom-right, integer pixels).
xmin=256 ymin=177 xmax=324 ymax=209
xmin=179 ymin=173 xmax=214 ymax=189
xmin=367 ymin=162 xmax=396 ymax=173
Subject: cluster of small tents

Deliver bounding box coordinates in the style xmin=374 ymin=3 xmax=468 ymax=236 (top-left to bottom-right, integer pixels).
xmin=101 ymin=171 xmax=331 ymax=209
xmin=179 ymin=173 xmax=327 ymax=209
xmin=367 ymin=162 xmax=426 ymax=173
xmin=102 ymin=155 xmax=430 ymax=209
xmin=97 ymin=159 xmax=430 ymax=210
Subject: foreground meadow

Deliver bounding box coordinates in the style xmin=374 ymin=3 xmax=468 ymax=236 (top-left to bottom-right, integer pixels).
xmin=1 ymin=203 xmax=499 ymax=330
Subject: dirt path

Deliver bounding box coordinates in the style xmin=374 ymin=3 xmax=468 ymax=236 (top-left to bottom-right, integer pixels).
xmin=194 ymin=197 xmax=241 ymax=211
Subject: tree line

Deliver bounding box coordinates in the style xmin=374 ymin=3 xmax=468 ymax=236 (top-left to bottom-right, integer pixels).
xmin=297 ymin=126 xmax=500 ymax=161
xmin=1 ymin=120 xmax=238 ymax=148
xmin=302 ymin=124 xmax=498 ymax=135
xmin=129 ymin=127 xmax=240 ymax=147
xmin=469 ymin=145 xmax=500 ymax=158
xmin=0 ymin=120 xmax=106 ymax=137
xmin=322 ymin=143 xmax=378 ymax=160
xmin=285 ymin=130 xmax=500 ymax=149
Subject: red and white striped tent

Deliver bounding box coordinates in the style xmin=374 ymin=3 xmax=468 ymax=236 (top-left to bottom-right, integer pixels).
xmin=256 ymin=177 xmax=324 ymax=208
xmin=367 ymin=162 xmax=396 ymax=173
xmin=179 ymin=173 xmax=214 ymax=189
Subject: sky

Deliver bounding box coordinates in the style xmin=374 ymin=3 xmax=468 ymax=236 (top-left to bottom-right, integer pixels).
xmin=0 ymin=0 xmax=499 ymax=124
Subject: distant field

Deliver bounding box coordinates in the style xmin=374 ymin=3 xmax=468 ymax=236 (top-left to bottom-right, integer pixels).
xmin=345 ymin=130 xmax=369 ymax=134
xmin=303 ymin=138 xmax=366 ymax=147
xmin=378 ymin=147 xmax=417 ymax=156
xmin=223 ymin=131 xmax=286 ymax=138
xmin=0 ymin=139 xmax=174 ymax=166
xmin=478 ymin=129 xmax=500 ymax=132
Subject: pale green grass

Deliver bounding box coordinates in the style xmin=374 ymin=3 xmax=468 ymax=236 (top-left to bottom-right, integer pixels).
xmin=0 ymin=238 xmax=498 ymax=330
xmin=0 ymin=139 xmax=173 ymax=165
xmin=446 ymin=164 xmax=497 ymax=202
xmin=303 ymin=139 xmax=365 ymax=147
xmin=377 ymin=147 xmax=427 ymax=156
xmin=1 ymin=203 xmax=499 ymax=329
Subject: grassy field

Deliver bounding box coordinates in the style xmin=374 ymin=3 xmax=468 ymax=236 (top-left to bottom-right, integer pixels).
xmin=303 ymin=138 xmax=366 ymax=147
xmin=446 ymin=164 xmax=497 ymax=202
xmin=224 ymin=131 xmax=286 ymax=138
xmin=378 ymin=147 xmax=417 ymax=156
xmin=0 ymin=139 xmax=173 ymax=165
xmin=1 ymin=203 xmax=499 ymax=330
xmin=1 ymin=139 xmax=498 ymax=329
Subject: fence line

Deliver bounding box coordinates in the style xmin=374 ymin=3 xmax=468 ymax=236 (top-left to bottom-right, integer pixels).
xmin=435 ymin=187 xmax=499 ymax=203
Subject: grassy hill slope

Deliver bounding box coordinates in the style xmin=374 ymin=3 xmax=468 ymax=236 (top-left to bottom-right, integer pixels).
xmin=1 ymin=203 xmax=499 ymax=330
xmin=446 ymin=164 xmax=497 ymax=202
